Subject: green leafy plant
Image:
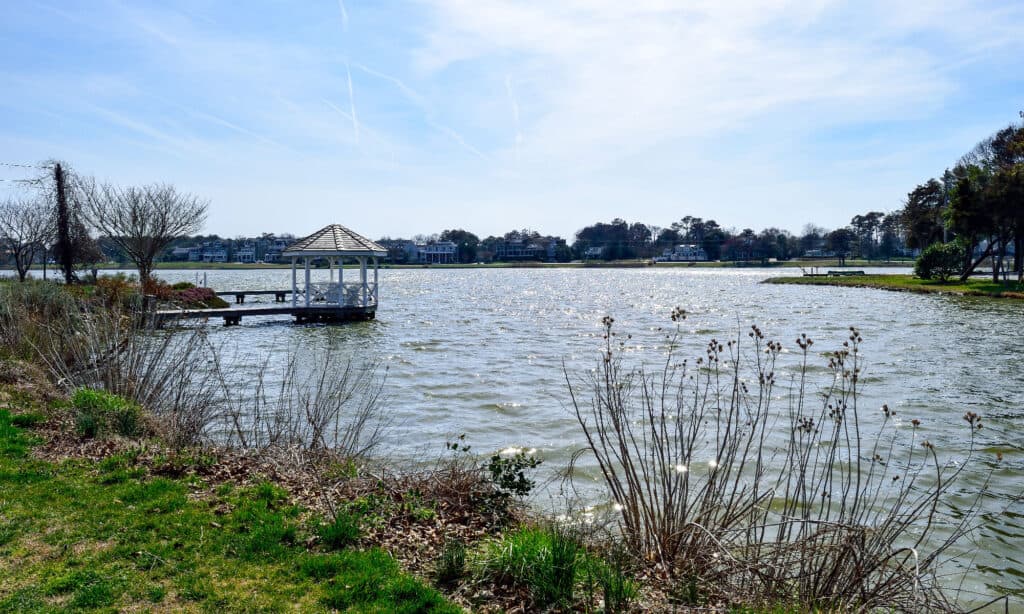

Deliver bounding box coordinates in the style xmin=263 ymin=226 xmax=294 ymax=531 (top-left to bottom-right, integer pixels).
xmin=487 ymin=450 xmax=542 ymax=499
xmin=914 ymin=241 xmax=966 ymax=282
xmin=72 ymin=387 xmax=143 ymax=438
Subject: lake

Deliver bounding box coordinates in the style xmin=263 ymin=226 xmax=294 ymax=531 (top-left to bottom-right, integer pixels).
xmin=15 ymin=265 xmax=1024 ymax=604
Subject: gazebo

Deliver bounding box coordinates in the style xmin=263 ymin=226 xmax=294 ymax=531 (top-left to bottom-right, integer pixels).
xmin=281 ymin=224 xmax=387 ymax=320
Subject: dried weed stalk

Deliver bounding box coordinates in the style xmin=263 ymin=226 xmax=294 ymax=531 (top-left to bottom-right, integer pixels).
xmin=566 ymin=311 xmax=990 ymax=612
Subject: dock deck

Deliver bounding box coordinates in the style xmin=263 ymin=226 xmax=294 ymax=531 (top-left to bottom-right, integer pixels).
xmin=157 ymin=289 xmax=376 ymax=326
xmin=155 ymin=303 xmax=376 ymax=326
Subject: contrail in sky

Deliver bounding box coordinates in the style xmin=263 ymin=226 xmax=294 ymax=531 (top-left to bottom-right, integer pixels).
xmin=353 ymin=62 xmax=425 ymax=107
xmin=353 ymin=61 xmax=487 ymax=161
xmin=337 ymin=0 xmax=349 ymax=31
xmin=345 ymin=62 xmax=360 ymax=144
xmin=505 ymin=75 xmax=522 ymax=160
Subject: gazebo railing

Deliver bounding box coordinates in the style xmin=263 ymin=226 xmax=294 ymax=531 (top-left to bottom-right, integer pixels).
xmin=305 ymin=282 xmax=378 ymax=307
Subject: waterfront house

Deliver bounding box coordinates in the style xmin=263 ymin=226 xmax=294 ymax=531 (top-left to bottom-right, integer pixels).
xmin=416 ymin=241 xmax=457 ymax=264
xmin=657 ymin=244 xmax=708 ymax=262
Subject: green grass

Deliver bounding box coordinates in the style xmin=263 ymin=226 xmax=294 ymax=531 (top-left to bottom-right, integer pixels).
xmin=71 ymin=388 xmax=142 ymax=438
xmin=470 ymin=524 xmax=635 ymax=610
xmin=0 ymin=408 xmax=458 ymax=612
xmin=764 ymin=273 xmax=1024 ymax=298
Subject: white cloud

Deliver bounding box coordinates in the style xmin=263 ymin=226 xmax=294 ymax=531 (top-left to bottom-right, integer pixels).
xmin=413 ymin=0 xmax=978 ymax=174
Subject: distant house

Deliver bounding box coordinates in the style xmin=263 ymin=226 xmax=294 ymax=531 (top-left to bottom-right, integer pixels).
xmin=262 ymin=237 xmax=291 ymax=263
xmin=417 ymin=241 xmax=457 ymax=264
xmin=187 ymin=240 xmax=228 ymax=263
xmin=203 ymin=244 xmax=228 ymax=263
xmin=656 ymin=244 xmax=707 ymax=262
xmin=493 ymin=236 xmax=566 ymax=262
xmin=378 ymin=239 xmax=418 ymax=264
xmin=583 ymin=246 xmax=605 ymax=259
xmin=377 ymin=239 xmax=456 ymax=264
xmin=235 ymin=243 xmax=257 ymax=263
xmin=169 ymin=246 xmax=192 ymax=261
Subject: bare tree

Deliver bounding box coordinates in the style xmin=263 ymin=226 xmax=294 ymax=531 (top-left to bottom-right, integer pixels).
xmin=0 ymin=198 xmax=53 ymax=281
xmin=79 ymin=182 xmax=208 ymax=285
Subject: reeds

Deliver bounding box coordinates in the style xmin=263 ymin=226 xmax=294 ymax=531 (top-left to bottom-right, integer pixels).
xmin=566 ymin=312 xmax=989 ymax=612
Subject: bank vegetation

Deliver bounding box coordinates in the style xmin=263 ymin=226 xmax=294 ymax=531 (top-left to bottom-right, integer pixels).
xmin=0 ymin=278 xmax=1007 ymax=612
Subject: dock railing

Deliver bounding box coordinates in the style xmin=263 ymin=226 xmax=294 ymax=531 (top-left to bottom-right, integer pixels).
xmin=307 ymin=282 xmax=378 ymax=307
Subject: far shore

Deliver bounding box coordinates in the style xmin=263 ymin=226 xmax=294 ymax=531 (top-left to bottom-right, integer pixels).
xmin=3 ymin=259 xmax=916 ymax=274
xmin=765 ymin=273 xmax=1024 ymax=299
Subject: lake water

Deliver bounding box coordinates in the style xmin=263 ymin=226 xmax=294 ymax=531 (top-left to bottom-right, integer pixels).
xmin=13 ymin=266 xmax=1024 ymax=605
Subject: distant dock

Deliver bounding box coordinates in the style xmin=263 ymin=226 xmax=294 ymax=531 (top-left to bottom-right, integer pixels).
xmin=155 ymin=298 xmax=376 ymax=326
xmin=161 ymin=222 xmax=388 ymax=327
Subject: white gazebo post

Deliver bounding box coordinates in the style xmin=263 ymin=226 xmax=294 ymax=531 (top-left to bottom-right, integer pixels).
xmin=291 ymin=256 xmax=298 ymax=307
xmin=360 ymin=257 xmax=368 ymax=307
xmin=304 ymin=257 xmax=311 ymax=307
xmin=338 ymin=258 xmax=345 ymax=305
xmin=372 ymin=257 xmax=379 ymax=304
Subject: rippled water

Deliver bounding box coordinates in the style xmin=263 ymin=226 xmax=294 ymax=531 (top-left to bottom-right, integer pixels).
xmin=16 ymin=266 xmax=1024 ymax=604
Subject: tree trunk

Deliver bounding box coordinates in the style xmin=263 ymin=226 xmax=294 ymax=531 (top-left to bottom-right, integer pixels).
xmin=54 ymin=164 xmax=75 ymax=285
xmin=993 ymin=236 xmax=1008 ymax=283
xmin=1015 ymin=236 xmax=1022 ymax=283
xmin=959 ymin=242 xmax=992 ymax=282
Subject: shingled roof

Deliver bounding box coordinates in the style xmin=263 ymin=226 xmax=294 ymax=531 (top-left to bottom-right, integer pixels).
xmin=281 ymin=224 xmax=387 ymax=257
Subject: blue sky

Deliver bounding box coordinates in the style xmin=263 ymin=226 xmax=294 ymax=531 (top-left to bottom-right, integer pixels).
xmin=1 ymin=1 xmax=1022 ymax=240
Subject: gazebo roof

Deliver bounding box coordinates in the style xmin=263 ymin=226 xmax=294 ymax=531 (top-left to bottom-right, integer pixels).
xmin=282 ymin=224 xmax=387 ymax=258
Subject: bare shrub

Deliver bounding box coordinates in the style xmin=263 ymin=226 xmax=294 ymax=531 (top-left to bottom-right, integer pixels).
xmin=78 ymin=180 xmax=208 ymax=285
xmin=0 ymin=197 xmax=52 ymax=282
xmin=31 ymin=304 xmax=221 ymax=447
xmin=566 ymin=312 xmax=990 ymax=612
xmin=215 ymin=341 xmax=389 ymax=460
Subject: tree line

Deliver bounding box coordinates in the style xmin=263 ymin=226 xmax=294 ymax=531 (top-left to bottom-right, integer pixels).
xmin=568 ymin=214 xmax=906 ymax=264
xmin=899 ymin=116 xmax=1023 ymax=282
xmin=0 ymin=162 xmax=208 ymax=285
xmin=384 ymin=215 xmax=910 ymax=265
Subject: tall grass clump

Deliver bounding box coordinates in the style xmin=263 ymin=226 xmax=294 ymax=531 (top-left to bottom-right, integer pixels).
xmin=471 ymin=524 xmax=585 ymax=609
xmin=0 ymin=279 xmax=82 ymax=363
xmin=566 ymin=310 xmax=992 ymax=612
xmin=72 ymin=388 xmax=142 ymax=438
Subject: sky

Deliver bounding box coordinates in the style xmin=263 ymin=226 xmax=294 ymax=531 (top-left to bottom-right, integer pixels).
xmin=1 ymin=1 xmax=1022 ymax=241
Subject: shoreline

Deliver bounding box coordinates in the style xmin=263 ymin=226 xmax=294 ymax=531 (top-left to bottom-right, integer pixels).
xmin=764 ymin=273 xmax=1024 ymax=299
xmin=4 ymin=259 xmax=916 ymax=273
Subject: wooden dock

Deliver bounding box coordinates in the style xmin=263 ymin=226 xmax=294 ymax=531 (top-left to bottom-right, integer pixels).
xmin=215 ymin=290 xmax=291 ymax=304
xmin=157 ymin=290 xmax=376 ymax=326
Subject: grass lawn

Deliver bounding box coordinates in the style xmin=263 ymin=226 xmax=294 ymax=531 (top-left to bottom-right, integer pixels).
xmin=0 ymin=408 xmax=459 ymax=613
xmin=764 ymin=274 xmax=1024 ymax=298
